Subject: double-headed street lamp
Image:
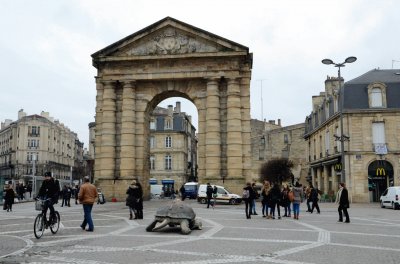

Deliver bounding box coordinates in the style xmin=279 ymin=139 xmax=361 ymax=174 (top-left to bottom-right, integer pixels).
xmin=322 ymin=56 xmax=357 ymax=183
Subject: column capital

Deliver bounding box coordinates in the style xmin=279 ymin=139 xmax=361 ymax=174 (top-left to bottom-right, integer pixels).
xmin=121 ymin=80 xmax=136 ymax=88
xmin=226 ymin=77 xmax=241 ymax=85
xmin=204 ymin=77 xmax=221 ymax=85
xmin=101 ymin=79 xmax=117 ymax=88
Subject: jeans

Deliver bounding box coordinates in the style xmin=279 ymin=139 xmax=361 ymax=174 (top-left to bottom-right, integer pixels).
xmin=285 ymin=202 xmax=291 ymax=216
xmin=251 ymin=199 xmax=257 ymax=214
xmin=81 ymin=204 xmax=94 ymax=231
xmin=292 ymin=203 xmax=300 ymax=216
xmin=262 ymin=201 xmax=269 ymax=216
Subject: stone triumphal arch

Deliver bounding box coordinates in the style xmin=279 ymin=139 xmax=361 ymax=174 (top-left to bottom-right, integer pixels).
xmin=92 ymin=17 xmax=253 ymax=199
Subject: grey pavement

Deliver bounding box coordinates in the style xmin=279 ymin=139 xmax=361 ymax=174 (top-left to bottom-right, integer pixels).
xmin=1 ymin=199 xmax=400 ymax=264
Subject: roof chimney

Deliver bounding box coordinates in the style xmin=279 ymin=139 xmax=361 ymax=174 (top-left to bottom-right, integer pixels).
xmin=175 ymin=101 xmax=181 ymax=113
xmin=168 ymin=105 xmax=173 ymax=116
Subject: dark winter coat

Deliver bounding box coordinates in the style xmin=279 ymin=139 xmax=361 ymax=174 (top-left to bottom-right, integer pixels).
xmin=38 ymin=178 xmax=59 ymax=203
xmin=339 ymin=188 xmax=350 ymax=208
xmin=4 ymin=188 xmax=15 ymax=204
xmin=126 ymin=185 xmax=143 ymax=210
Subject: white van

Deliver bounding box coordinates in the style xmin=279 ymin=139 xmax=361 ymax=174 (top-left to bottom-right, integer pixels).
xmin=197 ymin=184 xmax=241 ymax=205
xmin=380 ymin=186 xmax=400 ymax=210
xmin=150 ymin=184 xmax=164 ymax=199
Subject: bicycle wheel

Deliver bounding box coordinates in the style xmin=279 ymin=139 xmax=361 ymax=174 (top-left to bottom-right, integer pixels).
xmin=34 ymin=214 xmax=45 ymax=239
xmin=50 ymin=211 xmax=60 ymax=234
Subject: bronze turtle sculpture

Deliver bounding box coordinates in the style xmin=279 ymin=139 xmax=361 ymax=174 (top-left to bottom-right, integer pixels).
xmin=146 ymin=200 xmax=202 ymax=234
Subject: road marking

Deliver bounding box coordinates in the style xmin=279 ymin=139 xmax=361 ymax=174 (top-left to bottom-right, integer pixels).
xmin=0 ymin=235 xmax=34 ymax=259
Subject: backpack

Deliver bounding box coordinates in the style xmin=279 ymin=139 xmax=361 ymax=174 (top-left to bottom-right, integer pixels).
xmin=242 ymin=189 xmax=250 ymax=199
xmin=288 ymin=190 xmax=294 ymax=202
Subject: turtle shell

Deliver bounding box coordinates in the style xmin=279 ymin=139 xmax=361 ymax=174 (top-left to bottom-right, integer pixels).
xmin=155 ymin=200 xmax=196 ymax=220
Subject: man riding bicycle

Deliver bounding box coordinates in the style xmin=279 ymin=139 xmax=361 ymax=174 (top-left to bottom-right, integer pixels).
xmin=37 ymin=172 xmax=59 ymax=223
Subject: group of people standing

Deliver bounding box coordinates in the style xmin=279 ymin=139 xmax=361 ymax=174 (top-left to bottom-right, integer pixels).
xmin=242 ymin=181 xmax=350 ymax=223
xmin=126 ymin=180 xmax=144 ymax=220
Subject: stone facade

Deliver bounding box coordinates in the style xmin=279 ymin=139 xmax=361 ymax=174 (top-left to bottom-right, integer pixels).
xmin=305 ymin=70 xmax=400 ymax=203
xmin=149 ymin=102 xmax=197 ymax=195
xmin=251 ymin=119 xmax=308 ymax=185
xmin=92 ymin=17 xmax=253 ymax=200
xmin=0 ymin=109 xmax=84 ymax=194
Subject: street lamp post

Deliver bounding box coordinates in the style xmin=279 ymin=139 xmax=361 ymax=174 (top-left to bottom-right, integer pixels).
xmin=322 ymin=56 xmax=357 ymax=183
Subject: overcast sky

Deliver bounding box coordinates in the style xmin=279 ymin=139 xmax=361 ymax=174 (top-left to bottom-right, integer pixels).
xmin=1 ymin=0 xmax=399 ymax=147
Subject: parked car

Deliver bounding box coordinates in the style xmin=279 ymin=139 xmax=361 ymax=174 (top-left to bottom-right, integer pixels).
xmin=380 ymin=186 xmax=400 ymax=210
xmin=197 ymin=184 xmax=241 ymax=205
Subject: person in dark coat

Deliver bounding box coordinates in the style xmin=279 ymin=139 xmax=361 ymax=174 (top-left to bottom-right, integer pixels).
xmin=206 ymin=183 xmax=213 ymax=208
xmin=269 ymin=183 xmax=282 ymax=219
xmin=179 ymin=184 xmax=186 ymax=201
xmin=310 ymin=184 xmax=321 ymax=214
xmin=37 ymin=172 xmax=59 ymax=222
xmin=243 ymin=182 xmax=256 ymax=219
xmin=126 ymin=180 xmax=143 ymax=220
xmin=336 ymin=182 xmax=350 ymax=223
xmin=4 ymin=182 xmax=15 ymax=212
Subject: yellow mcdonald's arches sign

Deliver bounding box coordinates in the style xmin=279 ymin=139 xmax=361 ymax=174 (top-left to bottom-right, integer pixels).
xmin=376 ymin=167 xmax=386 ymax=176
xmin=334 ymin=163 xmax=342 ymax=171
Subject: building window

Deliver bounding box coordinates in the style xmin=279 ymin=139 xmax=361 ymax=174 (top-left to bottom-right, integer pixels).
xmin=150 ymin=136 xmax=155 ymax=149
xmin=150 ymin=119 xmax=156 ymax=130
xmin=165 ymin=118 xmax=172 ymax=130
xmin=150 ymin=155 xmax=155 ymax=170
xmin=371 ymin=88 xmax=383 ymax=107
xmin=372 ymin=122 xmax=385 ymax=144
xmin=283 ymin=134 xmax=289 ymax=144
xmin=325 ymin=130 xmax=330 ymax=155
xmin=165 ymin=136 xmax=172 ymax=148
xmin=165 ymin=154 xmax=172 ymax=170
xmin=368 ymin=82 xmax=387 ymax=108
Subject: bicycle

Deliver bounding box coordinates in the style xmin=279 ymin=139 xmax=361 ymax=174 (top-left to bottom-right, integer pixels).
xmin=33 ymin=198 xmax=60 ymax=239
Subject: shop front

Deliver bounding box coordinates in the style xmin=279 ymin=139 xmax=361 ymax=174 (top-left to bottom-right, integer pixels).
xmin=368 ymin=160 xmax=393 ymax=202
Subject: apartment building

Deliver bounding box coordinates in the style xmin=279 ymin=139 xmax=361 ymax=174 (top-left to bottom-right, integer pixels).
xmin=304 ymin=70 xmax=400 ymax=202
xmin=0 ymin=109 xmax=84 ymax=188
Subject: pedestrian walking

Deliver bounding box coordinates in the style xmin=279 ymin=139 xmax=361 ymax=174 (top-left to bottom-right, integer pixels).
xmin=4 ymin=182 xmax=15 ymax=212
xmin=310 ymin=184 xmax=321 ymax=214
xmin=251 ymin=183 xmax=259 ymax=215
xmin=78 ymin=176 xmax=98 ymax=232
xmin=212 ymin=185 xmax=218 ymax=208
xmin=336 ymin=182 xmax=350 ymax=223
xmin=27 ymin=183 xmax=32 ymax=198
xmin=206 ymin=183 xmax=213 ymax=208
xmin=126 ymin=180 xmax=144 ymax=220
xmin=74 ymin=184 xmax=80 ymax=205
xmin=305 ymin=184 xmax=312 ymax=212
xmin=180 ymin=184 xmax=186 ymax=201
xmin=261 ymin=181 xmax=271 ymax=218
xmin=242 ymin=182 xmax=253 ymax=219
xmin=292 ymin=182 xmax=304 ymax=220
xmin=61 ymin=185 xmax=71 ymax=207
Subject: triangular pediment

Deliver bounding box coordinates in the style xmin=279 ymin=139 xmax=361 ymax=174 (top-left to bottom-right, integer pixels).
xmin=92 ymin=17 xmax=249 ymax=58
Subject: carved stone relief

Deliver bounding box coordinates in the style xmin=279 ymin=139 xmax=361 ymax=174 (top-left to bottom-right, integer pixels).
xmin=125 ymin=27 xmax=226 ymax=55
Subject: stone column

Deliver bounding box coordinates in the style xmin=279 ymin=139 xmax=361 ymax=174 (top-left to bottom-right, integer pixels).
xmin=100 ymin=80 xmax=117 ymax=178
xmin=194 ymin=96 xmax=206 ymax=180
xmin=94 ymin=77 xmax=104 ymax=178
xmin=311 ymin=167 xmax=316 ymax=187
xmin=120 ymin=80 xmax=136 ymax=179
xmin=331 ymin=165 xmax=338 ymax=192
xmin=323 ymin=165 xmax=329 ymax=194
xmin=227 ymin=78 xmax=243 ymax=179
xmin=205 ymin=78 xmax=221 ymax=178
xmin=317 ymin=167 xmax=322 ymax=190
xmin=240 ymin=77 xmax=252 ymax=182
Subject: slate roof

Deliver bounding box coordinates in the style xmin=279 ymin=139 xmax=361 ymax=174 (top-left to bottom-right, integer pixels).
xmin=346 ymin=69 xmax=400 ymax=84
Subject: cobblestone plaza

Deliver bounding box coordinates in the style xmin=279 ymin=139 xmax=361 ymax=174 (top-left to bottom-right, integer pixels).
xmin=1 ymin=199 xmax=399 ymax=263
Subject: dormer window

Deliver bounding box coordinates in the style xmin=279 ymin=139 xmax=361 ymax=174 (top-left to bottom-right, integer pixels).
xmin=368 ymin=82 xmax=387 ymax=108
xmin=165 ymin=118 xmax=172 ymax=130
